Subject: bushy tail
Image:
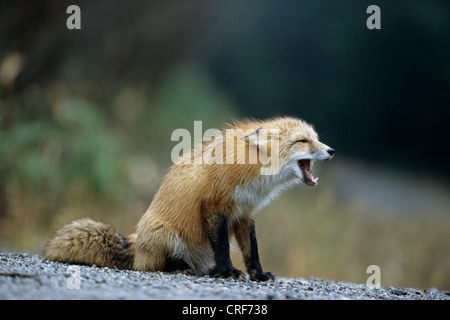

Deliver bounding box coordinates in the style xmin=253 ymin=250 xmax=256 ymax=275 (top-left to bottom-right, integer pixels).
xmin=44 ymin=218 xmax=136 ymax=270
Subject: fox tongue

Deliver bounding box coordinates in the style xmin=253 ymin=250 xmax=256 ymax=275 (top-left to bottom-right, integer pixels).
xmin=299 ymin=159 xmax=318 ymax=185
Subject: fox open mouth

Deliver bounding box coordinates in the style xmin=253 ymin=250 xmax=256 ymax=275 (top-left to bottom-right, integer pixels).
xmin=298 ymin=159 xmax=318 ymax=186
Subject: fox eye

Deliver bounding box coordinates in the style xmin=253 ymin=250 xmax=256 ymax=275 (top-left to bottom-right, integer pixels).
xmin=297 ymin=139 xmax=308 ymax=143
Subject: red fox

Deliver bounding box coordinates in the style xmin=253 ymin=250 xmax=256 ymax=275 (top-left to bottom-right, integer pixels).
xmin=44 ymin=117 xmax=334 ymax=281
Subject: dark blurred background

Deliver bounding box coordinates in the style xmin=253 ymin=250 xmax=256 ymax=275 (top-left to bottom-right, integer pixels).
xmin=0 ymin=0 xmax=449 ymax=290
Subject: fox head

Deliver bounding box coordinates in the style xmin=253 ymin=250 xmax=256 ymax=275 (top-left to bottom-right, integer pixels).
xmin=242 ymin=117 xmax=334 ymax=185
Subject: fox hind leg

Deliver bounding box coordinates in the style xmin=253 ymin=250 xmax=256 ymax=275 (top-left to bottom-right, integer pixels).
xmin=164 ymin=257 xmax=190 ymax=273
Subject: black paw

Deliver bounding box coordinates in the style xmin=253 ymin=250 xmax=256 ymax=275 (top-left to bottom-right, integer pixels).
xmin=214 ymin=267 xmax=246 ymax=280
xmin=249 ymin=270 xmax=276 ymax=282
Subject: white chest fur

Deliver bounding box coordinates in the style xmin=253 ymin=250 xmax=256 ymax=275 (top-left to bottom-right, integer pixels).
xmin=230 ymin=168 xmax=301 ymax=221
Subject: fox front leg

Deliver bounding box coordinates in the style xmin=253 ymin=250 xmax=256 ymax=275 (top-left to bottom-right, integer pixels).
xmin=233 ymin=218 xmax=275 ymax=282
xmin=208 ymin=213 xmax=245 ymax=280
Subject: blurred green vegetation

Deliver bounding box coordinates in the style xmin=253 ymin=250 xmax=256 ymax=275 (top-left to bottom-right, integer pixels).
xmin=0 ymin=62 xmax=237 ymax=249
xmin=1 ymin=1 xmax=449 ymax=290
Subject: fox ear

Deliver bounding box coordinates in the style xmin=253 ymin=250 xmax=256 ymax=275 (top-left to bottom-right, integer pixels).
xmin=241 ymin=126 xmax=278 ymax=146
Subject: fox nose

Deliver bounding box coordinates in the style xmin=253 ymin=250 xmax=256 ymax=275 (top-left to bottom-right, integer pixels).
xmin=327 ymin=148 xmax=335 ymax=156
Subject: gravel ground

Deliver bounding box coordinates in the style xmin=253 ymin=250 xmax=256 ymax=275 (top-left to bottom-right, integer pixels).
xmin=0 ymin=252 xmax=448 ymax=300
